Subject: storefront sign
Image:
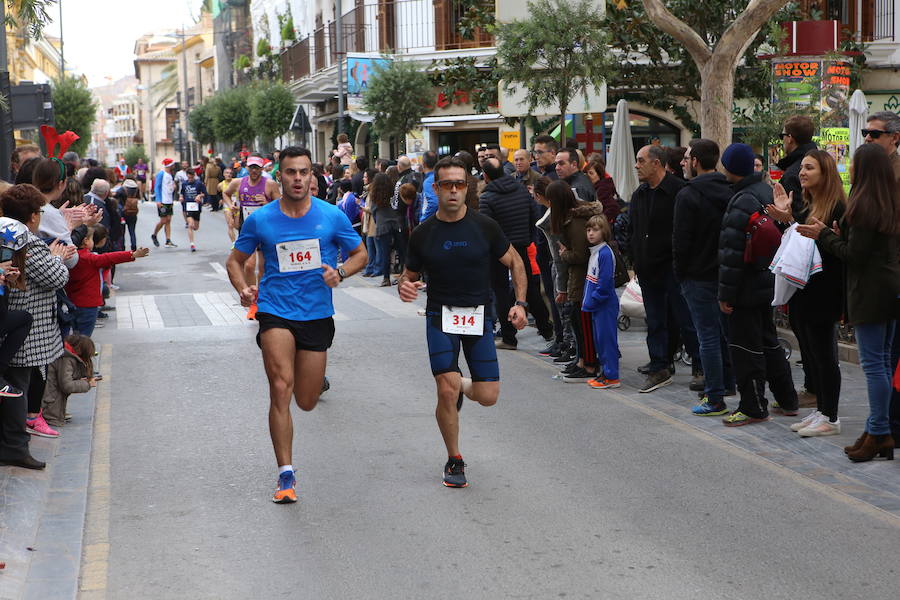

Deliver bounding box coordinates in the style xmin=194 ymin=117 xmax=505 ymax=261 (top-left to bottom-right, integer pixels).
xmin=500 ymin=131 xmax=520 ymax=150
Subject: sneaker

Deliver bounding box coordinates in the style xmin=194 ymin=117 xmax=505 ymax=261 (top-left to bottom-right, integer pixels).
xmin=109 ymin=284 xmax=120 ymax=291
xmin=495 ymin=339 xmax=517 ymax=350
xmin=722 ymin=411 xmax=770 ymax=427
xmin=190 ymin=244 xmax=196 ymax=253
xmin=151 ymin=234 xmax=159 ymax=247
xmin=692 ymin=397 xmax=728 ymax=416
xmin=64 ymin=413 xmax=72 ymax=422
xmin=443 ymin=457 xmax=468 ymax=488
xmin=790 ymin=410 xmax=822 ymax=432
xmin=165 ymin=240 xmax=177 ymax=247
xmin=560 ymin=361 xmax=581 ymax=375
xmin=0 ymin=380 xmax=24 ymax=398
xmin=26 ymin=412 xmax=59 ymax=438
xmin=246 ymin=303 xmax=258 ymax=320
xmin=689 ymin=367 xmax=705 ymax=392
xmin=272 ymin=470 xmax=297 ymax=504
xmin=771 ymin=401 xmax=799 ymax=417
xmin=637 ymin=361 xmax=652 ymax=375
xmin=553 ymin=352 xmax=575 ymax=364
xmin=798 ymin=415 xmax=841 ymax=437
xmin=97 ymin=311 xmax=109 ymax=319
xmin=538 ymin=342 xmax=559 ymax=357
xmin=588 ymin=377 xmax=621 ymax=389
xmin=639 ymin=369 xmax=672 ymax=393
xmin=563 ymin=367 xmax=596 ymax=383
xmin=320 ymin=377 xmax=330 ymax=396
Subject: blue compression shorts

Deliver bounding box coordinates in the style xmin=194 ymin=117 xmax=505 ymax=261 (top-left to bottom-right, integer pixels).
xmin=425 ymin=311 xmax=499 ymax=382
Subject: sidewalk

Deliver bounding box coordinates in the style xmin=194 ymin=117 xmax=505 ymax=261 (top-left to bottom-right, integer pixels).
xmin=0 ymin=357 xmax=101 ymax=600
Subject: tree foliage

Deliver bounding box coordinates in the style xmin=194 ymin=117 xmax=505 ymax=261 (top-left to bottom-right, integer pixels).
xmin=495 ymin=0 xmax=616 ymax=146
xmin=4 ymin=0 xmax=56 ymax=38
xmin=428 ymin=56 xmax=499 ymax=115
xmin=189 ymin=99 xmax=216 ymax=145
xmin=362 ymin=59 xmax=432 ymax=144
xmin=210 ymin=86 xmax=254 ymax=145
xmin=123 ymin=145 xmax=148 ymax=167
xmin=51 ymin=76 xmax=96 ymax=156
xmin=249 ymin=82 xmax=294 ymax=143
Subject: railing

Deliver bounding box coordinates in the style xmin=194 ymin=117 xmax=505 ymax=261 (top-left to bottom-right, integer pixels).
xmin=281 ymin=0 xmax=494 ymax=84
xmin=872 ymin=0 xmax=895 ymax=41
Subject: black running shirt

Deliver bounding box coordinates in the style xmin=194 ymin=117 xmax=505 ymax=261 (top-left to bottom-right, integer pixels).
xmin=406 ymin=210 xmax=510 ymax=311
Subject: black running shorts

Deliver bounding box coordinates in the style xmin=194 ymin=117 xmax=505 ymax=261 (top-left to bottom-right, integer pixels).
xmin=255 ymin=313 xmax=335 ymax=352
xmin=157 ymin=203 xmax=173 ymax=217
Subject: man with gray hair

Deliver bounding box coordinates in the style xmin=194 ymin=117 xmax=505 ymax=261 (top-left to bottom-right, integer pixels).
xmin=84 ymin=178 xmax=112 ymax=231
xmin=626 ymin=144 xmax=699 ymax=394
xmin=864 ymin=110 xmax=900 ymax=181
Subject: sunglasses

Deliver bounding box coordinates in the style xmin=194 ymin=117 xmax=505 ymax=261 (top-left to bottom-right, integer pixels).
xmin=436 ymin=180 xmax=467 ymax=191
xmin=861 ymin=129 xmax=889 ymax=139
xmin=778 ymin=132 xmax=791 ymax=139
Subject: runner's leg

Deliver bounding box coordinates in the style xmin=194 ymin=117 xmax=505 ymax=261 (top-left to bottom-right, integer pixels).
xmin=163 ymin=216 xmax=171 ymax=240
xmin=260 ymin=328 xmax=298 ymax=467
xmin=187 ymin=218 xmax=196 ymax=245
xmin=434 ymin=372 xmax=462 ymax=457
xmin=293 ymin=350 xmax=327 ymax=412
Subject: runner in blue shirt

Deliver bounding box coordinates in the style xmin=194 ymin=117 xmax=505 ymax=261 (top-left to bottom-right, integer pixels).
xmin=226 ymin=146 xmax=367 ymax=504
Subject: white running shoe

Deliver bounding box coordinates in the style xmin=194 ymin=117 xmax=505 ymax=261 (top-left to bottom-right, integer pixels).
xmin=798 ymin=415 xmax=840 ymax=437
xmin=790 ymin=410 xmax=821 ymax=432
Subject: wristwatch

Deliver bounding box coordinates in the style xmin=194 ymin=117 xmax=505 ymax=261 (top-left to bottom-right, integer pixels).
xmin=337 ymin=267 xmax=347 ymax=281
xmin=515 ymin=300 xmax=529 ymax=309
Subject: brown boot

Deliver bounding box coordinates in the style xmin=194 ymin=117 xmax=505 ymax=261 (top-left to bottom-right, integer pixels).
xmin=844 ymin=432 xmax=868 ymax=455
xmin=847 ymin=434 xmax=895 ymax=463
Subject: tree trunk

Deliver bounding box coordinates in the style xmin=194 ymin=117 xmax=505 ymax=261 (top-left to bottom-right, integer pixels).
xmin=559 ymin=111 xmax=567 ymax=147
xmin=699 ymin=61 xmax=736 ymax=151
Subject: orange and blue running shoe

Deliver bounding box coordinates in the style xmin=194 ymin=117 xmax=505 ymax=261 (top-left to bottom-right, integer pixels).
xmin=272 ymin=470 xmax=297 ymax=504
xmin=442 ymin=457 xmax=468 ymax=488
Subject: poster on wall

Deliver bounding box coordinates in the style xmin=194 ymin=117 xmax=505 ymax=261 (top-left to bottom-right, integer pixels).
xmin=346 ymin=55 xmax=392 ymax=117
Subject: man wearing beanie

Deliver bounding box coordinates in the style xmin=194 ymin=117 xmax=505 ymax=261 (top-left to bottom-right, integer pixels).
xmin=627 ymin=145 xmax=700 ymax=394
xmin=718 ymin=143 xmax=798 ymax=427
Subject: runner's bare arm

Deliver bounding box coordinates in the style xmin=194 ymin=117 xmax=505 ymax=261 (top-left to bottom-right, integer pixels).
xmin=498 ymin=245 xmax=527 ymax=329
xmin=266 ymin=179 xmax=281 ymax=201
xmin=223 ymin=179 xmax=239 ymax=207
xmin=226 ymin=248 xmax=257 ymax=306
xmin=397 ymin=268 xmax=423 ymax=302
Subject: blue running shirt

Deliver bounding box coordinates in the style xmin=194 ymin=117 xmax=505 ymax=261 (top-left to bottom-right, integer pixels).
xmin=234 ymin=198 xmax=360 ymax=321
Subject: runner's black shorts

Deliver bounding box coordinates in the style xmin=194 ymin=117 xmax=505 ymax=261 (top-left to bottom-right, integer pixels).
xmin=256 ymin=313 xmax=335 ymax=352
xmin=157 ymin=203 xmax=173 ymax=217
xmin=425 ymin=311 xmax=499 ymax=382
xmin=186 ymin=211 xmax=201 ymax=222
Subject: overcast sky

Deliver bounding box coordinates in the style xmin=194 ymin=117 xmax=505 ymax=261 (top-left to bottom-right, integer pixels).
xmin=43 ymin=0 xmax=201 ymax=88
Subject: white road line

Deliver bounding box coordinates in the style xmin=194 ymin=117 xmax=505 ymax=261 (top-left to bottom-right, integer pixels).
xmin=208 ymin=261 xmax=229 ymax=281
xmin=193 ymin=293 xmax=230 ymax=326
xmin=340 ymin=287 xmax=419 ymax=319
xmin=114 ymin=296 xmax=133 ymax=329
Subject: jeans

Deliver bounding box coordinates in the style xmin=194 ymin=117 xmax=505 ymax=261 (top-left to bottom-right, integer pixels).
xmin=536 ymin=241 xmax=563 ymax=343
xmin=681 ymin=279 xmax=734 ymax=403
xmin=124 ymin=215 xmax=138 ymax=251
xmin=640 ymin=269 xmax=699 ymax=373
xmin=727 ymin=305 xmax=797 ymax=417
xmin=364 ymin=235 xmax=380 ymax=275
xmin=855 ymin=321 xmax=897 ymax=435
xmin=376 ymin=229 xmax=405 ymax=280
xmin=73 ymin=306 xmax=100 ymax=337
xmin=790 ymin=314 xmax=841 ymax=420
xmin=491 ymin=245 xmax=551 ymax=343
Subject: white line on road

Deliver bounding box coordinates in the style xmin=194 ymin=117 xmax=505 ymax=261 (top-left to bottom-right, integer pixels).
xmin=208 ymin=262 xmax=229 ymax=281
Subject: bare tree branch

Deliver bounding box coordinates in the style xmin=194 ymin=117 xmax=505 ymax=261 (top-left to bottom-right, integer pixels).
xmin=716 ymin=0 xmax=789 ymax=67
xmin=640 ymin=0 xmax=712 ymax=68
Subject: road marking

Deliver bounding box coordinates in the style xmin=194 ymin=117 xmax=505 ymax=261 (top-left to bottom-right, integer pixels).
xmin=341 ymin=287 xmax=419 ymax=319
xmin=208 ymin=261 xmax=229 ymax=281
xmin=80 ymin=344 xmax=113 ymax=598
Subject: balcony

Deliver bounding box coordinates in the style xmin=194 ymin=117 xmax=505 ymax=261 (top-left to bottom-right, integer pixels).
xmin=798 ymin=0 xmax=895 ymax=42
xmin=281 ymin=0 xmax=494 ymax=87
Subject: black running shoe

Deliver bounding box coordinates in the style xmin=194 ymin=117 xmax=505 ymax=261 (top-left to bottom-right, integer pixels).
xmin=443 ymin=457 xmax=467 ymax=488
xmin=151 ymin=234 xmax=159 ymax=247
xmin=538 ymin=342 xmax=559 ymax=357
xmin=553 ymin=352 xmax=575 ymax=364
xmin=320 ymin=377 xmax=330 ymax=396
xmin=0 ymin=380 xmax=23 ymax=398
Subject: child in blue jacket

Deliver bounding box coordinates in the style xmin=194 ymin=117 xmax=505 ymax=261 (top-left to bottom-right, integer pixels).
xmin=582 ymin=216 xmax=620 ymax=388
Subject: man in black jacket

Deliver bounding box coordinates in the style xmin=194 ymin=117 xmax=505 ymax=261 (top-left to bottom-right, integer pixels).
xmin=673 ymin=139 xmax=735 ymax=415
xmin=627 ymin=145 xmax=699 ymax=393
xmin=555 ymin=148 xmax=596 ymax=202
xmin=480 ymin=157 xmax=552 ymax=349
xmin=532 ymin=135 xmax=559 ymax=180
xmin=351 ymin=156 xmax=367 ymax=196
xmin=718 ymin=143 xmax=797 ymax=427
xmin=628 ymin=146 xmax=700 ymax=393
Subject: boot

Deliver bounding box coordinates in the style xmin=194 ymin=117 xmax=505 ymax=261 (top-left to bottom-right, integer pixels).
xmin=844 ymin=432 xmax=868 ymax=455
xmin=847 ymin=433 xmax=895 ymax=463
xmin=689 ymin=365 xmax=705 ymax=392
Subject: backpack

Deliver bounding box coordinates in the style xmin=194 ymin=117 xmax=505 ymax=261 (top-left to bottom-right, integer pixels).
xmin=124 ymin=195 xmax=139 ymax=217
xmin=743 ymin=209 xmax=781 ymax=265
xmin=611 ymin=243 xmax=630 ymax=288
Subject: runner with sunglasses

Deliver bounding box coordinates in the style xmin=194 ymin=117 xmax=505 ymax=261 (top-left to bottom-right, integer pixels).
xmin=398 ymin=157 xmax=528 ymax=488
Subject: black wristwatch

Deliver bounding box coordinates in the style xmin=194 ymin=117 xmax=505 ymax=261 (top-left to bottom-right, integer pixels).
xmin=515 ymin=300 xmax=529 ymax=309
xmin=338 ymin=267 xmax=347 ymax=281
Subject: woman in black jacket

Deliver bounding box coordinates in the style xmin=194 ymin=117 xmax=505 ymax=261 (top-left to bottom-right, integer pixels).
xmin=780 ymin=150 xmax=845 ymax=437
xmin=799 ymin=144 xmax=900 ymax=462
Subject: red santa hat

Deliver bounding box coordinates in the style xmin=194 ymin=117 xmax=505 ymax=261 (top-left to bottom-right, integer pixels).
xmin=162 ymin=158 xmax=175 ymax=167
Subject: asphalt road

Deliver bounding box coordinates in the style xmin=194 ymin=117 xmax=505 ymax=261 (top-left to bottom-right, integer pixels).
xmin=87 ymin=201 xmax=900 ymax=599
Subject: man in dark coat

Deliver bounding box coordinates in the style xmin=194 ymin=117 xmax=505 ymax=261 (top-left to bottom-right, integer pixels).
xmin=480 ymin=157 xmax=552 ymax=349
xmin=718 ymin=143 xmax=797 ymax=427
